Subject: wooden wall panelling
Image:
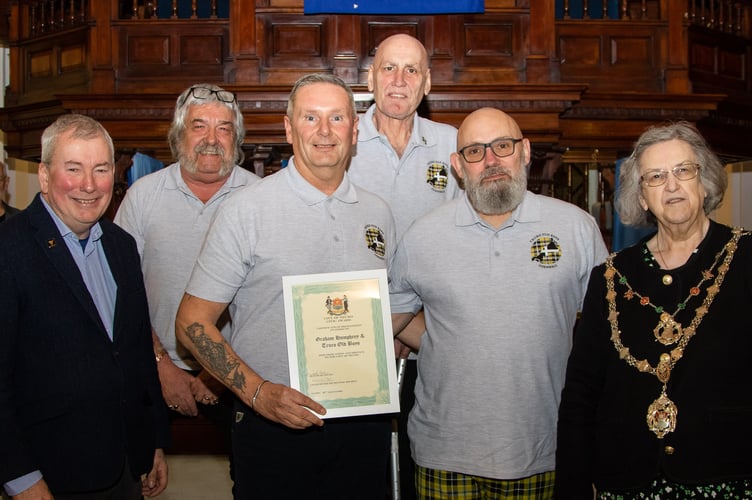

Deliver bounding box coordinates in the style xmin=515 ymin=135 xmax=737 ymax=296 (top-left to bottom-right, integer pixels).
xmin=59 ymin=93 xmax=176 ymax=162
xmin=526 ymin=0 xmax=561 ymax=83
xmin=0 ymin=100 xmax=68 ymax=161
xmin=453 ymin=13 xmax=529 ymax=83
xmin=557 ymin=21 xmax=666 ymax=91
xmin=559 ymin=91 xmax=725 ymax=150
xmin=233 ymin=85 xmax=296 ymax=147
xmin=114 ymin=20 xmax=229 ymax=93
xmin=690 ymin=28 xmax=750 ymax=93
xmin=427 ymin=15 xmax=455 ymax=83
xmin=5 ymin=1 xmax=22 ymax=105
xmin=257 ymin=13 xmax=333 ymax=83
xmin=14 ymin=28 xmax=90 ymax=105
xmin=690 ymin=26 xmax=752 ymax=159
xmin=90 ymin=1 xmax=115 ymax=93
xmin=664 ymin=0 xmax=690 ymax=92
xmin=419 ymin=83 xmax=587 ymax=142
xmin=226 ymin=0 xmax=260 ymax=83
xmin=332 ymin=14 xmax=359 ymax=83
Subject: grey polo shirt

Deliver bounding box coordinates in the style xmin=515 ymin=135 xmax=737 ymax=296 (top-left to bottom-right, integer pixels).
xmin=186 ymin=160 xmax=396 ymax=385
xmin=350 ymin=103 xmax=461 ymax=239
xmin=115 ymin=163 xmax=259 ymax=369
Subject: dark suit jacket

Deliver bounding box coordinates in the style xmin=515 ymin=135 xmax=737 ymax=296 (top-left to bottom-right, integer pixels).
xmin=0 ymin=194 xmax=169 ymax=493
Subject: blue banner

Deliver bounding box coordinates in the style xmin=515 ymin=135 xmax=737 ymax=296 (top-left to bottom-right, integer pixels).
xmin=304 ymin=0 xmax=484 ymax=14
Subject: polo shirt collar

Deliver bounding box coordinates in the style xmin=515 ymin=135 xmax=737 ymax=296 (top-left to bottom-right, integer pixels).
xmin=359 ymin=104 xmax=436 ymax=148
xmin=171 ymin=162 xmax=247 ymax=200
xmin=286 ymin=157 xmax=358 ymax=206
xmin=455 ymin=190 xmax=540 ymax=229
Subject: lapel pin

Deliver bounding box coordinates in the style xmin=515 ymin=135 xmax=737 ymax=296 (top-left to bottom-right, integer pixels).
xmin=47 ymin=239 xmax=57 ymax=248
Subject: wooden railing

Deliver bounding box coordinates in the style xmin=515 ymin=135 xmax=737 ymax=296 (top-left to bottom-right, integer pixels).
xmin=121 ymin=0 xmax=228 ymax=19
xmin=557 ymin=0 xmax=750 ymax=37
xmin=24 ymin=1 xmax=87 ymax=37
xmin=556 ymin=0 xmax=660 ymax=19
xmin=688 ymin=0 xmax=750 ymax=36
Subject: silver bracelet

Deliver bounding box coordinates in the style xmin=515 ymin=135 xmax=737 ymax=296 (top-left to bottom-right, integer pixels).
xmin=251 ymin=380 xmax=269 ymax=411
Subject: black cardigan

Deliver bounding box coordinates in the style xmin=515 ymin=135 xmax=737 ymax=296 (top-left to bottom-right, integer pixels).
xmin=555 ymin=221 xmax=752 ymax=498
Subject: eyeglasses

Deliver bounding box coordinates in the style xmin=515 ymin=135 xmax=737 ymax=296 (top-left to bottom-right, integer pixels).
xmin=178 ymin=86 xmax=237 ymax=107
xmin=640 ymin=162 xmax=701 ymax=187
xmin=458 ymin=138 xmax=523 ymax=163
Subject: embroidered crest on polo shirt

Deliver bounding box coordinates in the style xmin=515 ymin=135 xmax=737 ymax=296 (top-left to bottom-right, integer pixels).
xmin=365 ymin=224 xmax=386 ymax=259
xmin=426 ymin=161 xmax=450 ymax=192
xmin=530 ymin=233 xmax=562 ymax=267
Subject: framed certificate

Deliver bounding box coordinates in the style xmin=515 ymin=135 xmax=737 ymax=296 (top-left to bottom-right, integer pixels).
xmin=282 ymin=269 xmax=399 ymax=418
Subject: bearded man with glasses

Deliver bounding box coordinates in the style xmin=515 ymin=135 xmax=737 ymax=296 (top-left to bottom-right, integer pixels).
xmin=115 ymin=85 xmax=260 ymax=474
xmin=390 ymin=107 xmax=608 ymax=499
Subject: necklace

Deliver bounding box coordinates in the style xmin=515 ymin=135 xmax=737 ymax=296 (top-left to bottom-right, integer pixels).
xmin=604 ymin=228 xmax=743 ymax=438
xmin=654 ymin=242 xmax=673 ymax=285
xmin=614 ymin=245 xmax=724 ymax=346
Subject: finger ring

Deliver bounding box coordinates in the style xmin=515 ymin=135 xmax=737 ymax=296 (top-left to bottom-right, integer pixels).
xmin=168 ymin=404 xmax=179 ymax=410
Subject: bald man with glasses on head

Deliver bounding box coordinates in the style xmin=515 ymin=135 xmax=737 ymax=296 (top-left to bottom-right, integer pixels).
xmin=115 ymin=84 xmax=259 ymax=430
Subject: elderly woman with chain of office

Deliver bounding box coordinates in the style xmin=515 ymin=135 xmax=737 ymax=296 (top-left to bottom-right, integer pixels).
xmin=554 ymin=121 xmax=752 ymax=499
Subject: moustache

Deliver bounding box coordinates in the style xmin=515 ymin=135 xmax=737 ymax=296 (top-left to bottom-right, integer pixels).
xmin=194 ymin=143 xmax=225 ymax=156
xmin=479 ymin=167 xmax=511 ymax=181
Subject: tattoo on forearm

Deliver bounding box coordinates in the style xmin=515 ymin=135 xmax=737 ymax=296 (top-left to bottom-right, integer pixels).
xmin=185 ymin=322 xmax=247 ymax=393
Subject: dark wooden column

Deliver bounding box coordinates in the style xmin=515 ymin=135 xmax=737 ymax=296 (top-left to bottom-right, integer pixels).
xmin=226 ymin=0 xmax=260 ymax=83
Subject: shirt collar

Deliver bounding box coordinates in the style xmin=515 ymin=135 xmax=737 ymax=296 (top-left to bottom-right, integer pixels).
xmin=39 ymin=194 xmax=103 ymax=242
xmin=454 ymin=190 xmax=538 ymax=229
xmin=358 ymin=104 xmax=435 ymax=148
xmin=286 ymin=157 xmax=358 ymax=206
xmin=171 ymin=162 xmax=247 ymax=200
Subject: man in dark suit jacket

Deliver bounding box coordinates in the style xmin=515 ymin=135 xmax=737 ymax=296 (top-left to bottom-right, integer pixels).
xmin=0 ymin=114 xmax=169 ymax=499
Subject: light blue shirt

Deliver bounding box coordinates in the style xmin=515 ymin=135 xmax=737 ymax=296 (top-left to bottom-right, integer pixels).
xmin=4 ymin=197 xmax=118 ymax=496
xmin=41 ymin=196 xmax=118 ymax=339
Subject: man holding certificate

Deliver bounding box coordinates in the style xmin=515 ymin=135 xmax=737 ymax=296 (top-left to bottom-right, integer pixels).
xmin=175 ymin=73 xmax=397 ymax=500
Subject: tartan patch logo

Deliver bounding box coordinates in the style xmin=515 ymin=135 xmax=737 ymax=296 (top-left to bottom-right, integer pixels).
xmin=426 ymin=161 xmax=450 ymax=192
xmin=365 ymin=224 xmax=386 ymax=259
xmin=530 ymin=234 xmax=562 ymax=267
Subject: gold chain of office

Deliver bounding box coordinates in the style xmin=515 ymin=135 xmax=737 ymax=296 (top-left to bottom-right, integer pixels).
xmin=603 ymin=227 xmax=743 ymax=438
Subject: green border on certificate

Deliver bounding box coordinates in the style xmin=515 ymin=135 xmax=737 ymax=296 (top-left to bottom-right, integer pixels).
xmin=283 ymin=269 xmax=399 ymax=418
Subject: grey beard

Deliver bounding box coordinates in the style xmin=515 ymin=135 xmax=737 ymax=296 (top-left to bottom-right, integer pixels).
xmin=465 ymin=167 xmax=527 ymax=215
xmin=180 ymin=143 xmax=235 ymax=177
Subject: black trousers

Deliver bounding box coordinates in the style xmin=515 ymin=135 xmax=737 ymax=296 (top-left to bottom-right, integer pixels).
xmin=231 ymin=399 xmax=391 ymax=500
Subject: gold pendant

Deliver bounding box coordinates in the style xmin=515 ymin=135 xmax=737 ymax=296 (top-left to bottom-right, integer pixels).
xmin=656 ymin=353 xmax=672 ymax=383
xmin=661 ymin=274 xmax=673 ymax=285
xmin=647 ymin=388 xmax=677 ymax=439
xmin=654 ymin=312 xmax=683 ymax=345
